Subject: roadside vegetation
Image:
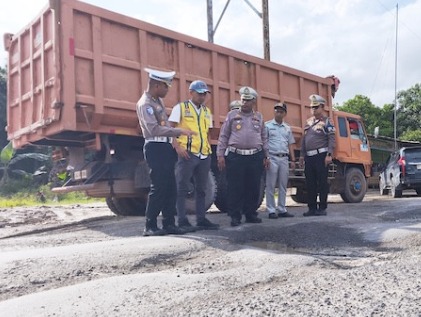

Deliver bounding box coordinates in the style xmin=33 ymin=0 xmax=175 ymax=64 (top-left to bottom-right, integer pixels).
xmin=0 ymin=141 xmax=102 ymax=208
xmin=0 ymin=185 xmax=102 ymax=208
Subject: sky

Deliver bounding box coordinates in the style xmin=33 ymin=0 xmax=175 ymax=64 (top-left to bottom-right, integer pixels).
xmin=1 ymin=0 xmax=420 ymax=108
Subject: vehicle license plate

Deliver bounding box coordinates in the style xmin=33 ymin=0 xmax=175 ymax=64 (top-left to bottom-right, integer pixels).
xmin=417 ymin=164 xmax=421 ymax=170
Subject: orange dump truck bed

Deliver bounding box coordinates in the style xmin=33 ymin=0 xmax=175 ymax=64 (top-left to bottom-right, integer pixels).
xmin=5 ymin=0 xmax=336 ymax=149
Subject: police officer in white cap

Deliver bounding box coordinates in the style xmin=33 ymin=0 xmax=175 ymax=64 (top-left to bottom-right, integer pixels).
xmin=298 ymin=94 xmax=336 ymax=216
xmin=217 ymin=86 xmax=269 ymax=227
xmin=229 ymin=100 xmax=241 ymax=111
xmin=136 ymin=68 xmax=195 ymax=236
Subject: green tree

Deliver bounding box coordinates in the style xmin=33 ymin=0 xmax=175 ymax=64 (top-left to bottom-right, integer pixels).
xmin=0 ymin=66 xmax=7 ymax=149
xmin=378 ymin=103 xmax=394 ymax=138
xmin=400 ymin=130 xmax=421 ymax=142
xmin=396 ymin=83 xmax=421 ymax=142
xmin=336 ymin=95 xmax=393 ymax=137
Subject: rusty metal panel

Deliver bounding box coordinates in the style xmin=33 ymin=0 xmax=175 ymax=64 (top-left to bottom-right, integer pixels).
xmin=6 ymin=0 xmax=334 ymax=149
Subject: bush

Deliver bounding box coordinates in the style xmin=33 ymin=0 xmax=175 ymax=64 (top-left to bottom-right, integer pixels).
xmin=0 ymin=178 xmax=34 ymax=196
xmin=0 ymin=183 xmax=103 ymax=207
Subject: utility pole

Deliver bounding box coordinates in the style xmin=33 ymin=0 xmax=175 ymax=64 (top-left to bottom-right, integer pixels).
xmin=206 ymin=0 xmax=214 ymax=43
xmin=262 ymin=0 xmax=270 ymax=60
xmin=206 ymin=0 xmax=270 ymax=60
xmin=393 ymin=3 xmax=398 ymax=150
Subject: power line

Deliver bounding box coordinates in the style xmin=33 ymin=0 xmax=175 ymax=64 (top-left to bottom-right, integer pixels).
xmin=375 ymin=0 xmax=421 ymax=42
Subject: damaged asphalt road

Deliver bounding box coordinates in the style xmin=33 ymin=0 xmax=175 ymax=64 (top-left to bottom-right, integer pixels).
xmin=0 ymin=191 xmax=420 ymax=316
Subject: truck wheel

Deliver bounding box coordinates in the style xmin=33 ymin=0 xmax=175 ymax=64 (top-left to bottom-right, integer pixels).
xmin=184 ymin=171 xmax=216 ymax=215
xmin=214 ymin=171 xmax=228 ymax=213
xmin=340 ymin=168 xmax=367 ymax=203
xmin=214 ymin=172 xmax=265 ymax=213
xmin=257 ymin=173 xmax=266 ymax=210
xmin=291 ymin=188 xmax=308 ymax=203
xmin=106 ymin=197 xmax=146 ymax=216
xmin=390 ymin=183 xmax=402 ymax=198
xmin=106 ymin=197 xmax=119 ymax=214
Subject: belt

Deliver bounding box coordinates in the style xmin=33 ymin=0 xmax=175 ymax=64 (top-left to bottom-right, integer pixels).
xmin=306 ymin=147 xmax=328 ymax=156
xmin=270 ymin=153 xmax=289 ymax=158
xmin=145 ymin=136 xmax=173 ymax=143
xmin=228 ymin=146 xmax=262 ymax=156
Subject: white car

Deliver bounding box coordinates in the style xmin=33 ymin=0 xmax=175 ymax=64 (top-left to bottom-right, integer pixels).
xmin=379 ymin=146 xmax=421 ymax=197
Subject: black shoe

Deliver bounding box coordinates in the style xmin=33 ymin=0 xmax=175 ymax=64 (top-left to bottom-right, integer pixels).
xmin=143 ymin=227 xmax=167 ymax=236
xmin=315 ymin=209 xmax=327 ymax=216
xmin=303 ymin=209 xmax=317 ymax=217
xmin=268 ymin=213 xmax=278 ymax=219
xmin=178 ymin=219 xmax=197 ymax=232
xmin=278 ymin=211 xmax=294 ymax=218
xmin=230 ymin=218 xmax=242 ymax=227
xmin=163 ymin=225 xmax=187 ymax=235
xmin=245 ymin=216 xmax=262 ymax=223
xmin=196 ymin=218 xmax=220 ymax=230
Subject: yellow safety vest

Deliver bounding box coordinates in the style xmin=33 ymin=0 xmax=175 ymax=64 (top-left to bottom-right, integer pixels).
xmin=177 ymin=101 xmax=212 ymax=155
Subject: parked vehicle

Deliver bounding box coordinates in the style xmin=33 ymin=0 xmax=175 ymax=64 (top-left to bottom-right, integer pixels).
xmin=4 ymin=0 xmax=372 ymax=216
xmin=379 ymin=146 xmax=421 ymax=197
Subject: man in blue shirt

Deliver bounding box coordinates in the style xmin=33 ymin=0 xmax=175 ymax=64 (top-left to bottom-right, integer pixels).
xmin=265 ymin=103 xmax=296 ymax=219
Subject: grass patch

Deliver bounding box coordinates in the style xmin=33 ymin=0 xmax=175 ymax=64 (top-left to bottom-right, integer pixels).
xmin=0 ymin=185 xmax=103 ymax=208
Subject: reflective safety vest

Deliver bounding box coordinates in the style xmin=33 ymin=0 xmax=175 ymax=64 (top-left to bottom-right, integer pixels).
xmin=177 ymin=101 xmax=212 ymax=155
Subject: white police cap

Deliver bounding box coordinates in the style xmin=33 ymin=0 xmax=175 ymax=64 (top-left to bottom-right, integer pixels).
xmin=239 ymin=86 xmax=258 ymax=100
xmin=144 ymin=67 xmax=176 ymax=87
xmin=229 ymin=100 xmax=241 ymax=110
xmin=309 ymin=94 xmax=326 ymax=106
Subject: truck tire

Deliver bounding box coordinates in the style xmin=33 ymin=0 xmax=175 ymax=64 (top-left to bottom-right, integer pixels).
xmin=214 ymin=172 xmax=265 ymax=213
xmin=105 ymin=197 xmax=119 ymax=214
xmin=214 ymin=171 xmax=228 ymax=213
xmin=340 ymin=168 xmax=367 ymax=203
xmin=184 ymin=171 xmax=217 ymax=215
xmin=291 ymin=188 xmax=308 ymax=203
xmin=106 ymin=197 xmax=146 ymax=216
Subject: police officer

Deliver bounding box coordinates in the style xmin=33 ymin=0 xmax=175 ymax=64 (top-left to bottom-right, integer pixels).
xmin=217 ymin=86 xmax=269 ymax=226
xmin=229 ymin=100 xmax=241 ymax=111
xmin=265 ymin=102 xmax=296 ymax=219
xmin=298 ymin=94 xmax=336 ymax=216
xmin=136 ymin=68 xmax=195 ymax=236
xmin=169 ymin=80 xmax=219 ymax=231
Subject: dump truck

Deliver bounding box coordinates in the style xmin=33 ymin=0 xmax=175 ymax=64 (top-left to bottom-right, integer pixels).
xmin=4 ymin=0 xmax=372 ymax=216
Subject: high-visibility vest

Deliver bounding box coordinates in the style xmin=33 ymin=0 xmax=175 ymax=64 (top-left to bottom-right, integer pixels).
xmin=177 ymin=101 xmax=212 ymax=155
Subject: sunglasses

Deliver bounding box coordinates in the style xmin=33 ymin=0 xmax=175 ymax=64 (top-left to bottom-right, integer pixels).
xmin=310 ymin=105 xmax=320 ymax=110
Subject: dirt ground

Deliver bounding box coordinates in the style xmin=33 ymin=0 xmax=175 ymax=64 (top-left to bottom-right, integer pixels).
xmin=0 ymin=193 xmax=420 ymax=316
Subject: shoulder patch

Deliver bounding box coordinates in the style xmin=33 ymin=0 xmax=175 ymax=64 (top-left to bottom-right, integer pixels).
xmin=146 ymin=106 xmax=154 ymax=115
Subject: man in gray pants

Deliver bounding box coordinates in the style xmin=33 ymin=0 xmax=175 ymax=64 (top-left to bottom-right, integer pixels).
xmin=265 ymin=102 xmax=296 ymax=219
xmin=169 ymin=80 xmax=219 ymax=230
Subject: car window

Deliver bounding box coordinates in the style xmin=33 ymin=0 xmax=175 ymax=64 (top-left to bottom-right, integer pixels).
xmin=404 ymin=148 xmax=421 ymax=161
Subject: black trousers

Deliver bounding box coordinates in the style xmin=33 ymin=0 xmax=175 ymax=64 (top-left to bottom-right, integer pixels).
xmin=304 ymin=152 xmax=329 ymax=211
xmin=144 ymin=142 xmax=177 ymax=229
xmin=225 ymin=151 xmax=264 ymax=221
